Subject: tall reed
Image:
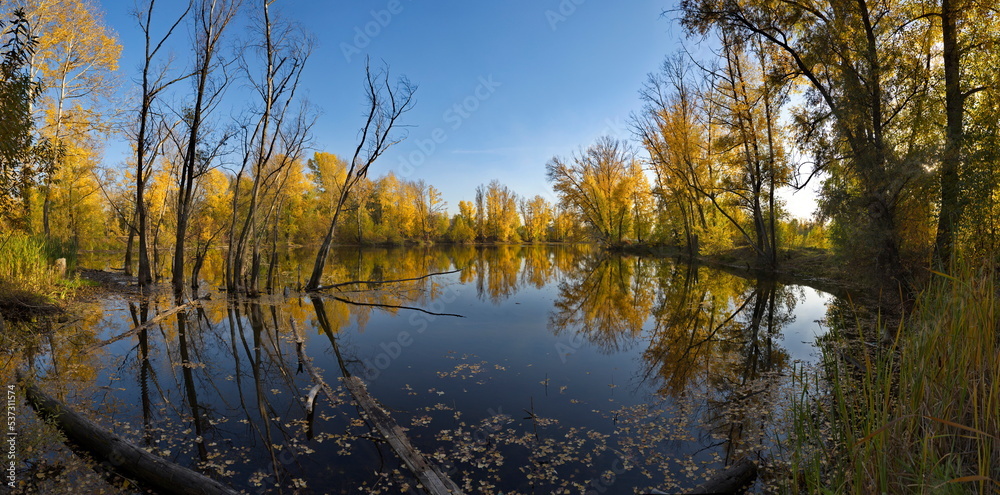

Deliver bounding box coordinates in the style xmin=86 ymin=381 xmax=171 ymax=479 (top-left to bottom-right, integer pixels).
xmin=788 ymin=261 xmax=1000 ymax=493
xmin=0 ymin=233 xmax=69 ymax=296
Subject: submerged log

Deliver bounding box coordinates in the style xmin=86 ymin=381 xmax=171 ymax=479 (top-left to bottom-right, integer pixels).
xmin=17 ymin=372 xmax=239 ymax=495
xmin=688 ymin=458 xmax=757 ymax=494
xmin=342 ymin=376 xmax=464 ymax=494
xmin=291 ymin=319 xmax=463 ymax=494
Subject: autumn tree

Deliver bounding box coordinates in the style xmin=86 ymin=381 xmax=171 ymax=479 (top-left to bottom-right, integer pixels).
xmin=480 ymin=179 xmax=520 ymax=242
xmin=546 ymin=136 xmax=650 ymax=245
xmin=474 ymin=183 xmax=486 ymax=241
xmin=683 ymin=0 xmax=935 ymax=284
xmin=411 ymin=180 xmax=446 ymax=242
xmin=446 ymin=199 xmax=477 ymax=243
xmin=14 ymin=0 xmax=121 ymax=238
xmin=680 ymin=32 xmax=791 ymax=266
xmin=307 ymin=151 xmax=347 ymax=217
xmin=519 ymin=194 xmax=552 ymax=243
xmin=636 ymin=54 xmax=711 ymax=254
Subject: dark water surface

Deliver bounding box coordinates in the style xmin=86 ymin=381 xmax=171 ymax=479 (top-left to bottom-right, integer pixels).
xmin=49 ymin=245 xmax=832 ymax=493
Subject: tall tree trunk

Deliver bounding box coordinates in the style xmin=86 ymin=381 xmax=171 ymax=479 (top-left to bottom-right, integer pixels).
xmin=934 ymin=0 xmax=963 ymax=268
xmin=124 ymin=220 xmax=136 ymax=277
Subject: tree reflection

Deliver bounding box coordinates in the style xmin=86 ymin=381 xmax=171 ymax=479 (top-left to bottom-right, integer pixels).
xmin=548 ymin=254 xmax=807 ymax=471
xmin=548 ymin=254 xmax=800 ymax=395
xmin=30 ymin=245 xmax=830 ymax=493
xmin=549 ymin=253 xmax=656 ymax=352
xmin=643 ymin=270 xmax=796 ymax=397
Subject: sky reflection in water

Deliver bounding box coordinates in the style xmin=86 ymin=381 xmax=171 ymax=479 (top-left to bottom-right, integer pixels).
xmin=55 ymin=245 xmax=833 ymax=493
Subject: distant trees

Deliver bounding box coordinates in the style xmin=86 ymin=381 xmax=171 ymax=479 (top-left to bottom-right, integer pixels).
xmin=481 ymin=179 xmax=521 ymax=242
xmin=546 ymin=136 xmax=651 ymax=245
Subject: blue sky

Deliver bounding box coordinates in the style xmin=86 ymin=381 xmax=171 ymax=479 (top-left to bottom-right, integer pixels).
xmin=98 ymin=0 xmax=818 ymax=217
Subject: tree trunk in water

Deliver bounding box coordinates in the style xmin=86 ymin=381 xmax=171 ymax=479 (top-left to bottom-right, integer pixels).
xmin=138 ymin=201 xmax=152 ymax=287
xmin=172 ymin=213 xmax=187 ymax=297
xmin=306 ymin=207 xmax=343 ymax=291
xmin=124 ymin=225 xmax=135 ymax=277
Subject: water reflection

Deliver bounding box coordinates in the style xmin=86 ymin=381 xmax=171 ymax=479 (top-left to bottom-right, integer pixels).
xmin=36 ymin=245 xmax=830 ymax=493
xmin=548 ymin=253 xmax=800 ymax=394
xmin=549 ymin=253 xmax=655 ymax=353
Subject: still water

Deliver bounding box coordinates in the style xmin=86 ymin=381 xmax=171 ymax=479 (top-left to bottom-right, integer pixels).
xmin=46 ymin=245 xmax=832 ymax=493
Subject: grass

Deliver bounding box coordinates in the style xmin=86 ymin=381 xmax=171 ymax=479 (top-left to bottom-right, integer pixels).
xmin=785 ymin=261 xmax=1000 ymax=493
xmin=0 ymin=232 xmax=82 ymax=318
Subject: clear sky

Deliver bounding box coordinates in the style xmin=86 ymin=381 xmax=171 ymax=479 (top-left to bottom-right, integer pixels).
xmin=98 ymin=0 xmax=818 ymax=218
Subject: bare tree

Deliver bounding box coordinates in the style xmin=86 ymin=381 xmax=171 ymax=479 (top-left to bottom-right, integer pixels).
xmin=171 ymin=0 xmax=240 ymax=297
xmin=305 ymin=58 xmax=415 ymax=291
xmin=133 ymin=0 xmax=192 ymax=289
xmin=226 ymin=0 xmax=313 ymax=295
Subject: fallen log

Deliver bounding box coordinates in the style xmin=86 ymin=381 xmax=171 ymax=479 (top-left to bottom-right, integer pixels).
xmin=290 ymin=319 xmax=463 ymax=494
xmin=342 ymin=375 xmax=464 ymax=495
xmin=16 ymin=371 xmax=239 ymax=495
xmin=688 ymin=458 xmax=757 ymax=494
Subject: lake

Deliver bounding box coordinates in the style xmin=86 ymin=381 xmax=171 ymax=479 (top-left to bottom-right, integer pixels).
xmin=41 ymin=245 xmax=834 ymax=494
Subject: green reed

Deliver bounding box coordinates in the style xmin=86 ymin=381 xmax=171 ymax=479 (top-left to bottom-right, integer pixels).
xmin=784 ymin=261 xmax=999 ymax=493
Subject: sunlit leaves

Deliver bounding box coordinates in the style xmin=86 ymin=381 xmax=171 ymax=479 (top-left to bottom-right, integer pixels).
xmin=547 ymin=136 xmax=651 ymax=245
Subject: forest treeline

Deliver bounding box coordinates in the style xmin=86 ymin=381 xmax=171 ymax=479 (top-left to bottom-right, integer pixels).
xmin=2 ymin=0 xmax=998 ymax=298
xmin=0 ymin=0 xmax=820 ymax=298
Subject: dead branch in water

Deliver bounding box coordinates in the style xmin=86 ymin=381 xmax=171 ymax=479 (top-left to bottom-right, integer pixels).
xmin=310 ymin=267 xmax=464 ymax=292
xmin=329 ymin=295 xmax=465 ymax=318
xmin=85 ymin=298 xmax=205 ymax=352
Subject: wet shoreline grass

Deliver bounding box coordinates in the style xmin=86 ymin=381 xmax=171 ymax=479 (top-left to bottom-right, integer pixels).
xmin=0 ymin=233 xmax=84 ymax=320
xmin=785 ymin=261 xmax=999 ymax=493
